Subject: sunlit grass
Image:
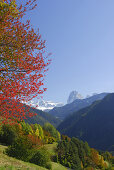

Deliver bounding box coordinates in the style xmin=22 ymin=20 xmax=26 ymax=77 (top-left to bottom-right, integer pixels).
xmin=0 ymin=145 xmax=46 ymax=170
xmin=0 ymin=143 xmax=68 ymax=170
xmin=44 ymin=142 xmax=57 ymax=156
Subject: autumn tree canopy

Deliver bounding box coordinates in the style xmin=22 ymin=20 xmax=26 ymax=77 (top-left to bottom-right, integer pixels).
xmin=0 ymin=0 xmax=51 ymax=123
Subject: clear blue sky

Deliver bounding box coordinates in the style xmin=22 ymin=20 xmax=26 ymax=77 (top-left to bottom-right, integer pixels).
xmin=22 ymin=0 xmax=114 ymax=104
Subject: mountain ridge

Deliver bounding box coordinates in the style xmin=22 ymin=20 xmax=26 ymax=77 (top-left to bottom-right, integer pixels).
xmin=48 ymin=92 xmax=108 ymax=120
xmin=57 ymin=93 xmax=114 ymax=151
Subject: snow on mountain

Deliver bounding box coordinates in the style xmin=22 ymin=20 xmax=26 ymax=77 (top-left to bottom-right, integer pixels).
xmin=67 ymin=91 xmax=83 ymax=104
xmin=24 ymin=99 xmax=64 ymax=111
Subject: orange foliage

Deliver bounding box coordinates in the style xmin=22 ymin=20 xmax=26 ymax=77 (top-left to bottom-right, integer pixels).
xmin=61 ymin=135 xmax=71 ymax=142
xmin=27 ymin=134 xmax=43 ymax=148
xmin=91 ymin=148 xmax=99 ymax=165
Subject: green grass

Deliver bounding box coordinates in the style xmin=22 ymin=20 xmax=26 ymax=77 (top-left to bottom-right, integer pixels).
xmin=0 ymin=145 xmax=46 ymax=170
xmin=112 ymin=166 xmax=114 ymax=170
xmin=51 ymin=162 xmax=67 ymax=170
xmin=43 ymin=143 xmax=67 ymax=170
xmin=0 ymin=143 xmax=67 ymax=170
xmin=44 ymin=143 xmax=57 ymax=156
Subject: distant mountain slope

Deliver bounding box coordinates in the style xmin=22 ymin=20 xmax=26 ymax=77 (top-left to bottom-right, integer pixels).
xmin=49 ymin=93 xmax=108 ymax=120
xmin=23 ymin=104 xmax=61 ymax=127
xmin=57 ymin=93 xmax=114 ymax=151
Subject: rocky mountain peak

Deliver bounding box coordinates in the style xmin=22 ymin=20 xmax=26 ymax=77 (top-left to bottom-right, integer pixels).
xmin=67 ymin=91 xmax=83 ymax=104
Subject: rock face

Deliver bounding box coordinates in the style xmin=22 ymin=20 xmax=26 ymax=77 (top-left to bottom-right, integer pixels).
xmin=67 ymin=91 xmax=83 ymax=104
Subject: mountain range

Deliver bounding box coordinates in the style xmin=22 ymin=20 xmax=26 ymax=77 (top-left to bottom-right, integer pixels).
xmin=57 ymin=93 xmax=114 ymax=151
xmin=23 ymin=90 xmax=84 ymax=112
xmin=48 ymin=92 xmax=108 ymax=120
xmin=24 ymin=99 xmax=63 ymax=112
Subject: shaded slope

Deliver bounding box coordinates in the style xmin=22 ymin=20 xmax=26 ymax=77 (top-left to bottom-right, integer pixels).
xmin=58 ymin=93 xmax=114 ymax=150
xmin=23 ymin=104 xmax=61 ymax=127
xmin=49 ymin=93 xmax=108 ymax=120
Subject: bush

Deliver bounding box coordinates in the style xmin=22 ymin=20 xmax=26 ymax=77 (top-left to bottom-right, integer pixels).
xmin=52 ymin=154 xmax=58 ymax=162
xmin=30 ymin=148 xmax=51 ymax=168
xmin=43 ymin=123 xmax=60 ymax=141
xmin=45 ymin=162 xmax=52 ymax=170
xmin=5 ymin=136 xmax=34 ymax=161
xmin=0 ymin=124 xmax=17 ymax=145
xmin=48 ymin=137 xmax=56 ymax=144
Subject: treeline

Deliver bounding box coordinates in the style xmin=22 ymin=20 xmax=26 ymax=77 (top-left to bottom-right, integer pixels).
xmin=55 ymin=135 xmax=114 ymax=170
xmin=0 ymin=121 xmax=60 ymax=169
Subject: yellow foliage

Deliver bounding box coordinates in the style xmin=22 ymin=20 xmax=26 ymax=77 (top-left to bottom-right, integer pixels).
xmin=0 ymin=0 xmax=18 ymax=18
xmin=81 ymin=161 xmax=83 ymax=169
xmin=35 ymin=128 xmax=39 ymax=137
xmin=103 ymin=161 xmax=108 ymax=169
xmin=85 ymin=167 xmax=94 ymax=170
xmin=91 ymin=148 xmax=99 ymax=165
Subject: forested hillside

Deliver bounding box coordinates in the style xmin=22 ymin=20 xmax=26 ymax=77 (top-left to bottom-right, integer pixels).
xmin=58 ymin=93 xmax=114 ymax=151
xmin=24 ymin=104 xmax=61 ymax=127
xmin=56 ymin=135 xmax=113 ymax=169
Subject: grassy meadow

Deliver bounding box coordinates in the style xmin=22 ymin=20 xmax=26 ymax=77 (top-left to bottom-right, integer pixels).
xmin=0 ymin=144 xmax=67 ymax=170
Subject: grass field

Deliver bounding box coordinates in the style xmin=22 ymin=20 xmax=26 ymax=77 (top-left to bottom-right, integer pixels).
xmin=44 ymin=143 xmax=67 ymax=170
xmin=43 ymin=143 xmax=57 ymax=156
xmin=0 ymin=144 xmax=67 ymax=170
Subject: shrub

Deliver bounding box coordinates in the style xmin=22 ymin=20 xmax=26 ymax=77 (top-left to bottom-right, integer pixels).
xmin=43 ymin=123 xmax=60 ymax=141
xmin=5 ymin=136 xmax=34 ymax=161
xmin=30 ymin=148 xmax=51 ymax=168
xmin=45 ymin=162 xmax=52 ymax=170
xmin=48 ymin=137 xmax=56 ymax=144
xmin=0 ymin=124 xmax=17 ymax=145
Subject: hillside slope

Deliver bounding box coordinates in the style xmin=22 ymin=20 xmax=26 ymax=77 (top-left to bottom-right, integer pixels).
xmin=23 ymin=104 xmax=61 ymax=127
xmin=0 ymin=144 xmax=67 ymax=170
xmin=0 ymin=145 xmax=46 ymax=170
xmin=58 ymin=93 xmax=114 ymax=151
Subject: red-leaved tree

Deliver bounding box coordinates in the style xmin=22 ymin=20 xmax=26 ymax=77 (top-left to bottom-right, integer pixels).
xmin=0 ymin=0 xmax=51 ymax=124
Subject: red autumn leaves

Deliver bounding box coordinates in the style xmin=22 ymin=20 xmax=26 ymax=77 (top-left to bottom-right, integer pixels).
xmin=0 ymin=0 xmax=51 ymax=123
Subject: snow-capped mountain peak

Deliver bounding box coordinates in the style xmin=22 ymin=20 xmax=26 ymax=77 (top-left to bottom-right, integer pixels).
xmin=24 ymin=99 xmax=64 ymax=111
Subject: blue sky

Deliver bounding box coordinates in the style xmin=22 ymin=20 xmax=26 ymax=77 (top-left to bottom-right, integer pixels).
xmin=22 ymin=0 xmax=114 ymax=104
